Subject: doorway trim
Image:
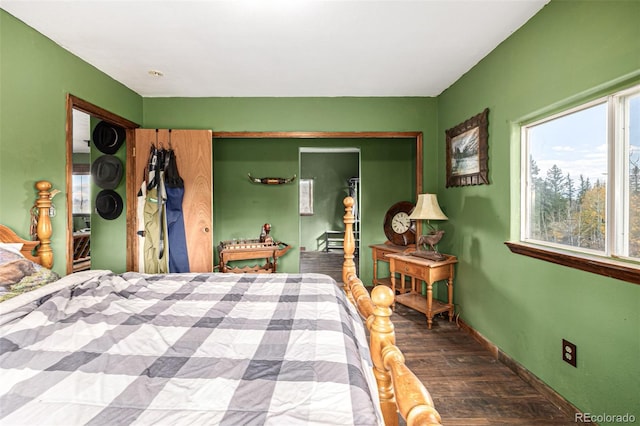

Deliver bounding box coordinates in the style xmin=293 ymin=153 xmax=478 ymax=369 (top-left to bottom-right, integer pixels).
xmin=65 ymin=94 xmax=139 ymax=274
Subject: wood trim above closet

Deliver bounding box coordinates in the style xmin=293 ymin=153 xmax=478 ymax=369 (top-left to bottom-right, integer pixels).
xmin=214 ymin=131 xmax=422 ymax=139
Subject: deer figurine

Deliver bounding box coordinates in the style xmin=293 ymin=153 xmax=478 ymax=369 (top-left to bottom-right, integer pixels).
xmin=417 ymin=230 xmax=445 ymax=253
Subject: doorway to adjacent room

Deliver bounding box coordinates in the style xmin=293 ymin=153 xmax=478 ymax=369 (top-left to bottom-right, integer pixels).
xmin=299 ymin=148 xmax=360 ymax=281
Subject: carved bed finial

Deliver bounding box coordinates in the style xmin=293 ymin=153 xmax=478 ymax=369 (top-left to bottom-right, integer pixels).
xmin=35 ymin=180 xmax=54 ymax=269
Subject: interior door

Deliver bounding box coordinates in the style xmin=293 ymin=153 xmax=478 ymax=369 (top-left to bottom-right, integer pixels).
xmin=128 ymin=129 xmax=213 ymax=272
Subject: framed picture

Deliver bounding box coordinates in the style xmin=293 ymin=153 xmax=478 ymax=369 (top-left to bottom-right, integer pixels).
xmin=299 ymin=178 xmax=314 ymax=215
xmin=445 ymin=108 xmax=489 ymax=187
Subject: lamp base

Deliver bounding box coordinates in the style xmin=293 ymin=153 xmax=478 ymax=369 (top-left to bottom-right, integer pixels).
xmin=409 ymin=250 xmax=447 ymax=261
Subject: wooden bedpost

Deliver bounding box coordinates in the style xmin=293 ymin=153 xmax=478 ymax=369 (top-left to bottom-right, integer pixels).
xmin=342 ymin=196 xmax=357 ymax=299
xmin=35 ymin=180 xmax=54 ymax=269
xmin=369 ymin=285 xmax=401 ymax=426
xmin=343 ymin=196 xmax=398 ymax=425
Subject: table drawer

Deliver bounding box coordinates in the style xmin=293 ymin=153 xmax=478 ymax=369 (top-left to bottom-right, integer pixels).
xmin=375 ymin=249 xmax=393 ymax=260
xmin=396 ymin=261 xmax=426 ymax=279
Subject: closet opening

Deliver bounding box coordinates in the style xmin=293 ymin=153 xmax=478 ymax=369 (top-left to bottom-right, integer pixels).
xmin=212 ymin=131 xmax=423 ymax=283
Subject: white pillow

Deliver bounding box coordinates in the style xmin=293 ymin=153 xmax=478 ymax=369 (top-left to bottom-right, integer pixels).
xmin=0 ymin=243 xmax=24 ymax=256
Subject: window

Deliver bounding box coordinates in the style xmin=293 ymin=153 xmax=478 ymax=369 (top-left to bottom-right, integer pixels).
xmin=521 ymin=84 xmax=640 ymax=263
xmin=72 ymin=173 xmax=91 ymax=215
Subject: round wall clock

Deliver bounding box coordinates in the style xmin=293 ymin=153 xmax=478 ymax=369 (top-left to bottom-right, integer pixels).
xmin=383 ymin=201 xmax=416 ymax=246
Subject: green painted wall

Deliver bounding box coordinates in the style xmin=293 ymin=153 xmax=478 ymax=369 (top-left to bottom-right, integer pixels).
xmin=437 ymin=1 xmax=640 ymax=421
xmin=300 ymin=151 xmax=359 ymax=252
xmin=0 ymin=10 xmax=142 ymax=275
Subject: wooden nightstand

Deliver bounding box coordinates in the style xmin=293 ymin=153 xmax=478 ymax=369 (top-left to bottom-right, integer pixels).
xmin=386 ymin=253 xmax=457 ymax=329
xmin=369 ymin=243 xmax=415 ymax=293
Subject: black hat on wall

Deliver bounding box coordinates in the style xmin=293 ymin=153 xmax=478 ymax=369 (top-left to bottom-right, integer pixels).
xmin=93 ymin=121 xmax=126 ymax=155
xmin=95 ymin=189 xmax=123 ymax=220
xmin=92 ymin=155 xmax=123 ymax=189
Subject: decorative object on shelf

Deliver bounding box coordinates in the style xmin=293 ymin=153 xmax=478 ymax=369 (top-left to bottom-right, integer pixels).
xmin=383 ymin=201 xmax=416 ymax=246
xmin=93 ymin=120 xmax=126 ymax=155
xmin=92 ymin=155 xmax=123 ymax=189
xmin=259 ymin=223 xmax=273 ymax=244
xmin=445 ymin=108 xmax=489 ymax=187
xmin=408 ymin=193 xmax=448 ymax=260
xmin=248 ymin=173 xmax=296 ymax=185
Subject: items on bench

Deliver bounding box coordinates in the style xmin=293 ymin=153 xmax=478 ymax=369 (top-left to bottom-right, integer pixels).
xmin=217 ymin=223 xmax=291 ymax=273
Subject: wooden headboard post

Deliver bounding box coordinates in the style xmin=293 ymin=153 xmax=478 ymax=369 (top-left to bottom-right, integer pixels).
xmin=35 ymin=180 xmax=54 ymax=269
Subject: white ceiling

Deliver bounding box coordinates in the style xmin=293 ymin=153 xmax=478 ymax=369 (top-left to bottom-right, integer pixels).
xmin=1 ymin=0 xmax=549 ymax=97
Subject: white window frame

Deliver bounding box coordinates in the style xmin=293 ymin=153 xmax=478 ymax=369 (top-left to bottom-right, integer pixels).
xmin=516 ymin=83 xmax=640 ymax=271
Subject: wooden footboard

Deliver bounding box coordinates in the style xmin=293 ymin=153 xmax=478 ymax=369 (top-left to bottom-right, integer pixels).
xmin=342 ymin=196 xmax=442 ymax=426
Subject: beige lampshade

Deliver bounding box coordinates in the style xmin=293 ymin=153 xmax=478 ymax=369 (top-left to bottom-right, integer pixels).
xmin=408 ymin=193 xmax=448 ymax=220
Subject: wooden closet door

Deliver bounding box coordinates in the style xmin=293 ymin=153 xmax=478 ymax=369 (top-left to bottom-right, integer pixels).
xmin=127 ymin=129 xmax=213 ymax=272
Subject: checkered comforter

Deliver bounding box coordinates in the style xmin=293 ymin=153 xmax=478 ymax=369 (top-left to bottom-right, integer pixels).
xmin=0 ymin=271 xmax=382 ymax=426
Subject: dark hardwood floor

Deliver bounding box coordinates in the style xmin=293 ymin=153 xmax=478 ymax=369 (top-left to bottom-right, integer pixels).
xmin=299 ymin=250 xmax=358 ymax=282
xmin=300 ymin=251 xmax=578 ymax=426
xmin=393 ymin=305 xmax=577 ymax=425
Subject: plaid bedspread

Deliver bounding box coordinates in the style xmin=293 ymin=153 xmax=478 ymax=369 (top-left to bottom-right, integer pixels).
xmin=0 ymin=272 xmax=381 ymax=425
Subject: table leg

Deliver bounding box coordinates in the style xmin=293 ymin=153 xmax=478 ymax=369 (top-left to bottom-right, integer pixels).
xmin=447 ymin=274 xmax=454 ymax=321
xmin=372 ymin=253 xmax=378 ymax=285
xmin=390 ymin=265 xmax=396 ymax=310
xmin=426 ymin=281 xmax=433 ymax=329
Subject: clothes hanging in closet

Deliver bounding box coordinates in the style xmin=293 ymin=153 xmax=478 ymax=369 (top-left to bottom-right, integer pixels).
xmin=163 ymin=149 xmax=190 ymax=272
xmin=139 ymin=138 xmax=190 ymax=273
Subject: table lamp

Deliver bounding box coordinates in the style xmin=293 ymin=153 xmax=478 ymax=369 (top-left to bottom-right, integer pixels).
xmin=408 ymin=193 xmax=448 ymax=261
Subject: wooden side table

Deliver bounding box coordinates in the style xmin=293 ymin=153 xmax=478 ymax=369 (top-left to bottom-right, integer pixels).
xmin=386 ymin=253 xmax=457 ymax=329
xmin=369 ymin=242 xmax=415 ymax=293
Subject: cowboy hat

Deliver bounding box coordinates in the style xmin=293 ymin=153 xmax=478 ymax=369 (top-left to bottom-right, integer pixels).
xmin=93 ymin=121 xmax=126 ymax=155
xmin=95 ymin=189 xmax=123 ymax=220
xmin=92 ymin=155 xmax=123 ymax=189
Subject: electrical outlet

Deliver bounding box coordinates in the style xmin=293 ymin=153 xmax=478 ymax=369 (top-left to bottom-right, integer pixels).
xmin=562 ymin=339 xmax=577 ymax=367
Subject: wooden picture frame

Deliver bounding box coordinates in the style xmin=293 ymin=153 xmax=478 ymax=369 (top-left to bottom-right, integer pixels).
xmin=445 ymin=108 xmax=489 ymax=187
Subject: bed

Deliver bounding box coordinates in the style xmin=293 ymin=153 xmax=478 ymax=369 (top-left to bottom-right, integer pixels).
xmin=0 ymin=181 xmax=442 ymax=426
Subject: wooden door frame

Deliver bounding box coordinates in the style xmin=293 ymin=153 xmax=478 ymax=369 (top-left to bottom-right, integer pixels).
xmin=213 ymin=131 xmax=424 ymax=235
xmin=65 ymin=94 xmax=139 ymax=274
